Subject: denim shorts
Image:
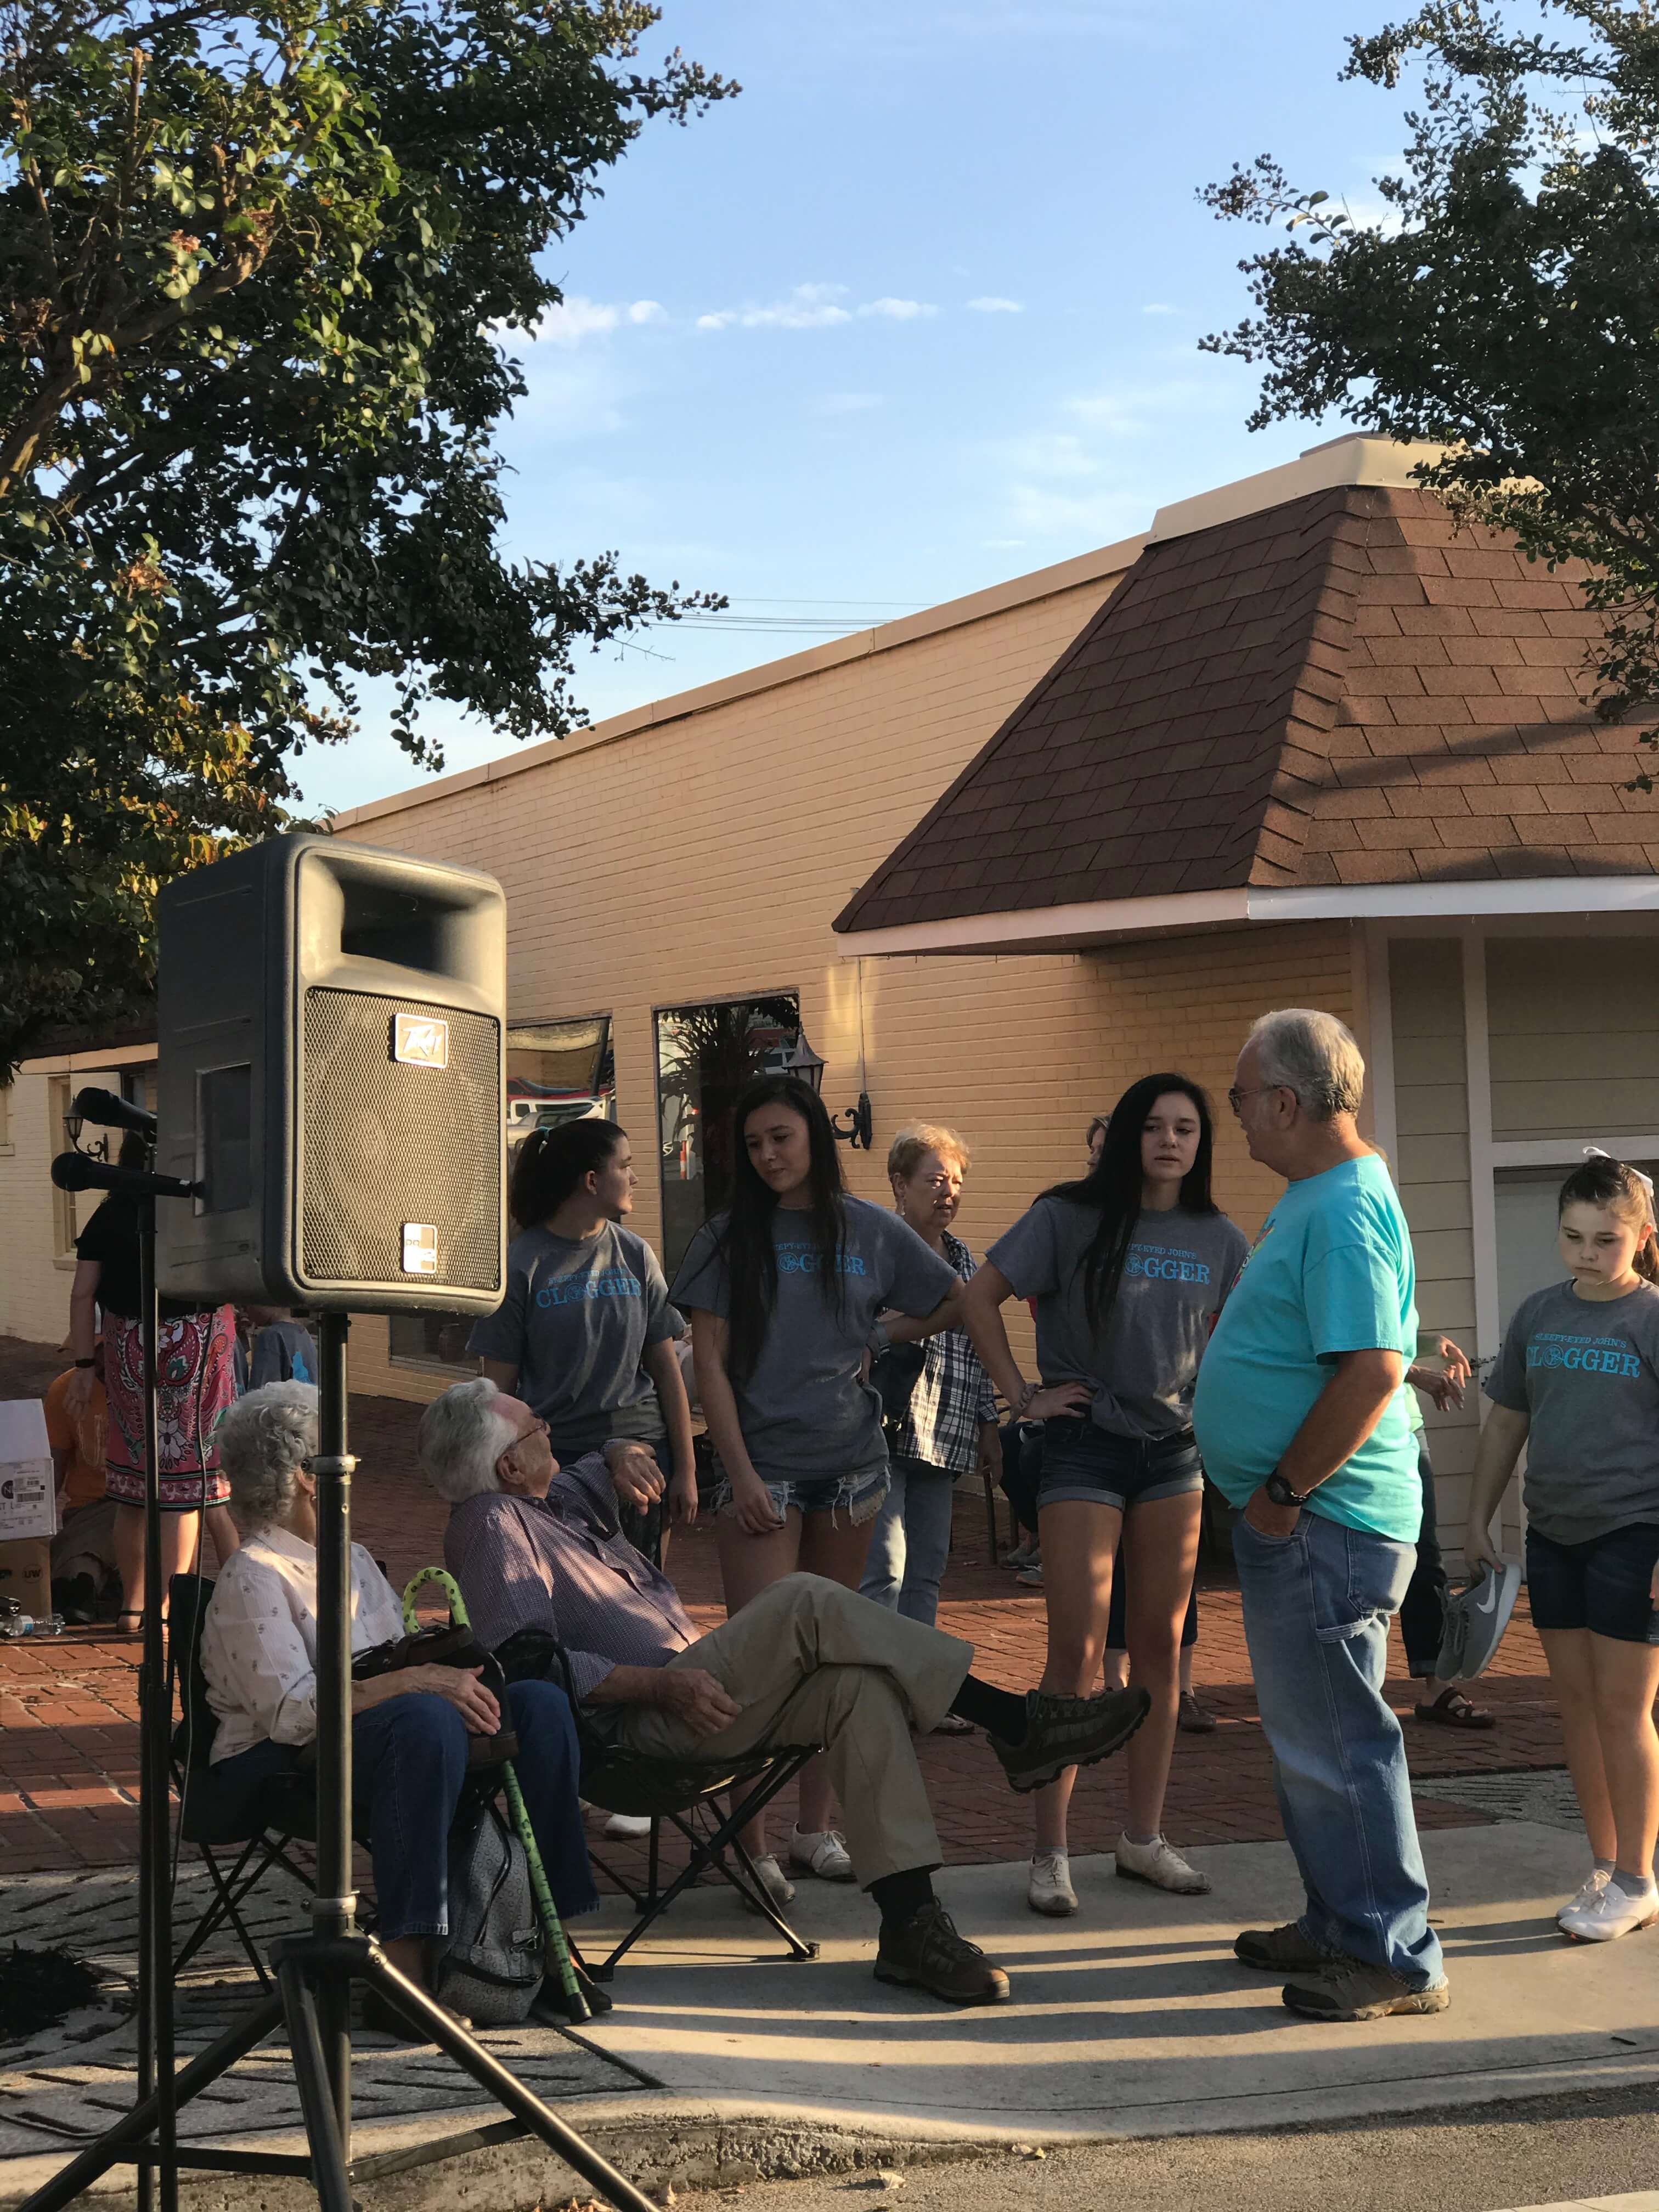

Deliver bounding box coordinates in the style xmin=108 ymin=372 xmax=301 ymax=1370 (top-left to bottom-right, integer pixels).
xmin=1037 ymin=1419 xmax=1204 ymax=1512
xmin=1526 ymin=1521 xmax=1659 ymax=1645
xmin=712 ymin=1460 xmax=889 ymax=1527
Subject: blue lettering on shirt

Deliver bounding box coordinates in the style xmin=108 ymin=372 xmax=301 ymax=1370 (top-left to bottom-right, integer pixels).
xmin=534 ymin=1271 xmax=643 ymax=1308
xmin=775 ymin=1243 xmax=868 ymax=1277
xmin=1122 ymin=1243 xmax=1211 ymax=1286
xmin=1526 ymin=1333 xmax=1643 ymax=1379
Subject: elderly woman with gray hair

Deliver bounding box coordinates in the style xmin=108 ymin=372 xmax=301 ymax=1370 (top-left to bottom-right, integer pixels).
xmin=199 ymin=1383 xmax=595 ymax=2036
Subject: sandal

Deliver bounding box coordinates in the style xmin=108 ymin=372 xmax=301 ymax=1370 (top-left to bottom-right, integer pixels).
xmin=1413 ymin=1686 xmax=1495 ymax=1730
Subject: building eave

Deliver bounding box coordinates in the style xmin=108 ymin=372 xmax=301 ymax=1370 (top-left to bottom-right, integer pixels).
xmin=832 ymin=875 xmax=1659 ymax=958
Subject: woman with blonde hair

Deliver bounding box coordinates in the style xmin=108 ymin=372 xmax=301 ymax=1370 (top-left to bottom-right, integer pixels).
xmin=859 ymin=1124 xmax=1000 ymax=1660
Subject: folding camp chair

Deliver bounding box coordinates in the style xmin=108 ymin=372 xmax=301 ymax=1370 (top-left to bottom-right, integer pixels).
xmin=167 ymin=1572 xmax=371 ymax=1986
xmin=579 ymin=1743 xmax=822 ymax=1981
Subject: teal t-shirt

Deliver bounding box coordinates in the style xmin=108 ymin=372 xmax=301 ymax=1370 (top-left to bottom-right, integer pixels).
xmin=1191 ymin=1152 xmax=1422 ymax=1542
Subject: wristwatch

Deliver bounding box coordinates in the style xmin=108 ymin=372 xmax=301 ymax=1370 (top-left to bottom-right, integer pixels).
xmin=1264 ymin=1469 xmax=1310 ymax=1509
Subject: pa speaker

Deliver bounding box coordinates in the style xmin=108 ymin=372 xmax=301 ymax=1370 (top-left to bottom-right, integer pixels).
xmin=156 ymin=834 xmax=506 ymax=1314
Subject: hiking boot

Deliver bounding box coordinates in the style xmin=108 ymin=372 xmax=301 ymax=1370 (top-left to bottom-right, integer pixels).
xmin=1281 ymin=1961 xmax=1450 ymax=2021
xmin=1233 ymin=1922 xmax=1333 ymax=1973
xmin=989 ymin=1685 xmax=1150 ymax=1793
xmin=874 ymin=1900 xmax=1011 ymax=2006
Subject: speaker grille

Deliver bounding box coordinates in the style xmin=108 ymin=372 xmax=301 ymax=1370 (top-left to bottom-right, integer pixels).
xmin=300 ymin=990 xmax=501 ymax=1293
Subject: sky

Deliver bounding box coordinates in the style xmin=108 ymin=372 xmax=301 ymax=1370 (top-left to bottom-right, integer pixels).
xmin=302 ymin=0 xmax=1415 ymax=815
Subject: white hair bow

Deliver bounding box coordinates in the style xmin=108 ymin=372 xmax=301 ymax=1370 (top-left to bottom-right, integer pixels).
xmin=1583 ymin=1146 xmax=1657 ymax=1220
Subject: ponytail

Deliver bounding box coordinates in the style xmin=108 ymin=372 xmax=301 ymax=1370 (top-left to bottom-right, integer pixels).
xmin=1559 ymin=1152 xmax=1659 ymax=1284
xmin=509 ymin=1119 xmax=626 ymax=1230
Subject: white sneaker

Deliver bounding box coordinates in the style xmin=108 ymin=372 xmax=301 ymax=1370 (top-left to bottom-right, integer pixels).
xmin=1028 ymin=1849 xmax=1078 ymax=1917
xmin=1114 ymin=1832 xmax=1212 ymax=1895
xmin=602 ymin=1811 xmax=653 ymax=1840
xmin=745 ymin=1853 xmax=795 ymax=1908
xmin=1559 ymin=1875 xmax=1659 ymax=1942
xmin=1556 ymin=1867 xmax=1611 ymax=1927
xmin=789 ymin=1826 xmax=855 ymax=1881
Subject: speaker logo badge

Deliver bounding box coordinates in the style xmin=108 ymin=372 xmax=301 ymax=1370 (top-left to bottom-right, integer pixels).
xmin=402 ymin=1223 xmax=439 ymax=1277
xmin=392 ymin=1013 xmax=449 ymax=1069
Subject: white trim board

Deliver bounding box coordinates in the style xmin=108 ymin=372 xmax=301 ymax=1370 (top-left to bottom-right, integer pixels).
xmin=836 ymin=877 xmax=1659 ymax=958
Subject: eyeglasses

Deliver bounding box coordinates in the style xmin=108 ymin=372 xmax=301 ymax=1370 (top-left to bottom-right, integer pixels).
xmin=1227 ymin=1083 xmax=1288 ymax=1118
xmin=507 ymin=1415 xmax=548 ymax=1452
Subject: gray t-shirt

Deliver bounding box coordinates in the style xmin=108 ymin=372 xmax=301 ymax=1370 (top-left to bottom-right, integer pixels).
xmin=670 ymin=1196 xmax=958 ymax=1483
xmin=1485 ymin=1278 xmax=1659 ymax=1543
xmin=989 ymin=1197 xmax=1249 ymax=1441
xmin=467 ymin=1223 xmax=674 ymax=1457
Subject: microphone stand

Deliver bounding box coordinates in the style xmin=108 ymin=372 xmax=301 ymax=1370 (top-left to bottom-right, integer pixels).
xmin=134 ymin=1183 xmax=177 ymax=2212
xmin=23 ymin=1290 xmax=658 ymax=2212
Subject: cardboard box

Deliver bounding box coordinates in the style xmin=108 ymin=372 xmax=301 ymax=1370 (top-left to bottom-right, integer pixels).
xmin=0 ymin=1400 xmax=57 ymax=1542
xmin=0 ymin=1537 xmax=50 ymax=1614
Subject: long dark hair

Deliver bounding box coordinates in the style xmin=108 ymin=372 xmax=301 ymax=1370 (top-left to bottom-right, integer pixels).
xmin=1042 ymin=1073 xmax=1218 ymax=1333
xmin=1558 ymin=1155 xmax=1659 ymax=1285
xmin=510 ymin=1118 xmax=626 ymax=1230
xmin=718 ymin=1075 xmax=848 ymax=1382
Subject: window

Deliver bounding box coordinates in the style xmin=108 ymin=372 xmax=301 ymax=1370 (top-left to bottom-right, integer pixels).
xmin=654 ymin=992 xmax=803 ymax=1279
xmin=506 ymin=1017 xmax=614 ymax=1170
xmin=388 ymin=1311 xmax=477 ymax=1373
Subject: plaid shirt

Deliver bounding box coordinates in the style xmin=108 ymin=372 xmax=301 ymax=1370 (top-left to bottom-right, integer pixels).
xmin=890 ymin=1229 xmax=997 ymax=1475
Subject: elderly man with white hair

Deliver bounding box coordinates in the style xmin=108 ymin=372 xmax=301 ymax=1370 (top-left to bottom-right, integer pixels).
xmin=1193 ymin=1009 xmax=1447 ymax=2024
xmin=419 ymin=1376 xmax=1151 ymax=2008
xmin=198 ymin=1383 xmax=596 ymax=2036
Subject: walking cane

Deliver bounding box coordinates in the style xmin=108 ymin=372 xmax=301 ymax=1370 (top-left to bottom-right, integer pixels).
xmin=400 ymin=1567 xmax=588 ymax=2017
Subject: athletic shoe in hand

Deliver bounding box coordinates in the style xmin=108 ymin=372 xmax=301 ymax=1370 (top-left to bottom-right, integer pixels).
xmin=989 ymin=1685 xmax=1150 ymax=1793
xmin=874 ymin=1900 xmax=1011 ymax=2005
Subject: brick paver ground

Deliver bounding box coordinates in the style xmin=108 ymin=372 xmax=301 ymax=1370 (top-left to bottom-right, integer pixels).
xmin=1 ymin=1337 xmax=1569 ymax=1888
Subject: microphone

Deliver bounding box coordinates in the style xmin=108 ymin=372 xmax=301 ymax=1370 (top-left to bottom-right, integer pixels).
xmin=71 ymin=1086 xmax=159 ymax=1138
xmin=52 ymin=1152 xmax=201 ymax=1202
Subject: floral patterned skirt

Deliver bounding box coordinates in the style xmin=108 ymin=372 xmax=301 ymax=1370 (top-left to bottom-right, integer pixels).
xmin=102 ymin=1306 xmax=236 ymax=1510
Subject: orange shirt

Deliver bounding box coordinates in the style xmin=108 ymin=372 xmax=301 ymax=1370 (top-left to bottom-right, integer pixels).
xmin=44 ymin=1369 xmax=107 ymax=1510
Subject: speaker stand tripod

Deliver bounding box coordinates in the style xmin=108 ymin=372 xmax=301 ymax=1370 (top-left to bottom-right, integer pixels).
xmin=22 ymin=1312 xmax=658 ymax=2212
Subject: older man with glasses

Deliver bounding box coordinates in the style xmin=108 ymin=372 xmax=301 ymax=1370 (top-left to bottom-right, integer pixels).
xmin=417 ymin=1376 xmax=1152 ymax=2008
xmin=1194 ymin=1008 xmax=1447 ymax=2025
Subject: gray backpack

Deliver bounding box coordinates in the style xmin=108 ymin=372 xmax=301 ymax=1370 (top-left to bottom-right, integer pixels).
xmin=435 ymin=1799 xmax=546 ymax=2024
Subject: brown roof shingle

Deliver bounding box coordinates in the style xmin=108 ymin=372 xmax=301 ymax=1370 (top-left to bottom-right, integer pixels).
xmin=833 ymin=483 xmax=1650 ymax=935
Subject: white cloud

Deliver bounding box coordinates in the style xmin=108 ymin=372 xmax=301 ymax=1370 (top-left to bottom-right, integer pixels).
xmin=1141 ymin=302 xmax=1176 ymax=315
xmin=520 ymin=295 xmax=667 ymax=347
xmin=697 ymin=283 xmax=936 ymax=331
xmin=967 ymin=296 xmax=1024 ymax=313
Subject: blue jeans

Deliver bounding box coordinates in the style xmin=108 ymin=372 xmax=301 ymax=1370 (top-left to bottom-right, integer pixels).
xmin=860 ymin=1457 xmax=955 ymax=1626
xmin=1233 ymin=1511 xmax=1443 ymax=1989
xmin=206 ymin=1680 xmax=596 ymax=1941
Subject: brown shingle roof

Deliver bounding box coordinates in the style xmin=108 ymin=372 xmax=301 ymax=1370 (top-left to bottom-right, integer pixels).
xmin=834 ymin=483 xmax=1653 ymax=935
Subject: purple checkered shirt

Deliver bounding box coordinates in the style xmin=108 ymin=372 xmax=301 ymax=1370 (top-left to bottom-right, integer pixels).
xmin=443 ymin=1450 xmax=696 ymax=1700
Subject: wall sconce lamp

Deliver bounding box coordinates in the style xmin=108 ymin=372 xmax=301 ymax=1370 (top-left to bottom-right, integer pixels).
xmin=772 ymin=1032 xmax=873 ymax=1150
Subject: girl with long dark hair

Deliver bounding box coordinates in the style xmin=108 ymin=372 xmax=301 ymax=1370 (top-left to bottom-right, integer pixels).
xmin=1467 ymin=1154 xmax=1659 ymax=1942
xmin=469 ymin=1119 xmax=696 ymax=1560
xmin=963 ymin=1074 xmax=1246 ymax=1918
xmin=672 ymin=1074 xmax=962 ymax=1899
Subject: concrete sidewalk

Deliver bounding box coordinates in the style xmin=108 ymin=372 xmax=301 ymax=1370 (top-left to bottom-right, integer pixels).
xmin=5 ymin=1820 xmax=1658 ymax=2208
xmin=578 ymin=1819 xmax=1659 ymax=2140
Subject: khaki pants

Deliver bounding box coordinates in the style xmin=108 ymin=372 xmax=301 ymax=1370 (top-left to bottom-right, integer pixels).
xmin=617 ymin=1573 xmax=972 ymax=1886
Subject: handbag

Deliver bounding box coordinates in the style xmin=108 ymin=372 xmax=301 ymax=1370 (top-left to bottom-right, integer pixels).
xmin=300 ymin=1621 xmax=519 ymax=1771
xmin=870 ymin=1338 xmax=927 ymax=1427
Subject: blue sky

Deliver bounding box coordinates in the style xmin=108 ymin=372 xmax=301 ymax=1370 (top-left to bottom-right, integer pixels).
xmin=304 ymin=0 xmax=1411 ymax=814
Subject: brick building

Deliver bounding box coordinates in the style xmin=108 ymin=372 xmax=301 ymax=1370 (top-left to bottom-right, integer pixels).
xmin=5 ymin=434 xmax=1657 ymax=1564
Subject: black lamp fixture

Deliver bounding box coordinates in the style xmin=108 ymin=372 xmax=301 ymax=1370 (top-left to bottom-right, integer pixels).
xmin=775 ymin=1030 xmax=873 ymax=1150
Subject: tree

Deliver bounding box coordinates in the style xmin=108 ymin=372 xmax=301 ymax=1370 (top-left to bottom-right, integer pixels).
xmin=1200 ymin=1 xmax=1659 ymax=770
xmin=0 ymin=0 xmax=734 ymax=1069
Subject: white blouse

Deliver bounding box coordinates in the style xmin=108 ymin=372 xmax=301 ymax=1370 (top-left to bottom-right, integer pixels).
xmin=201 ymin=1524 xmax=407 ymax=1763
